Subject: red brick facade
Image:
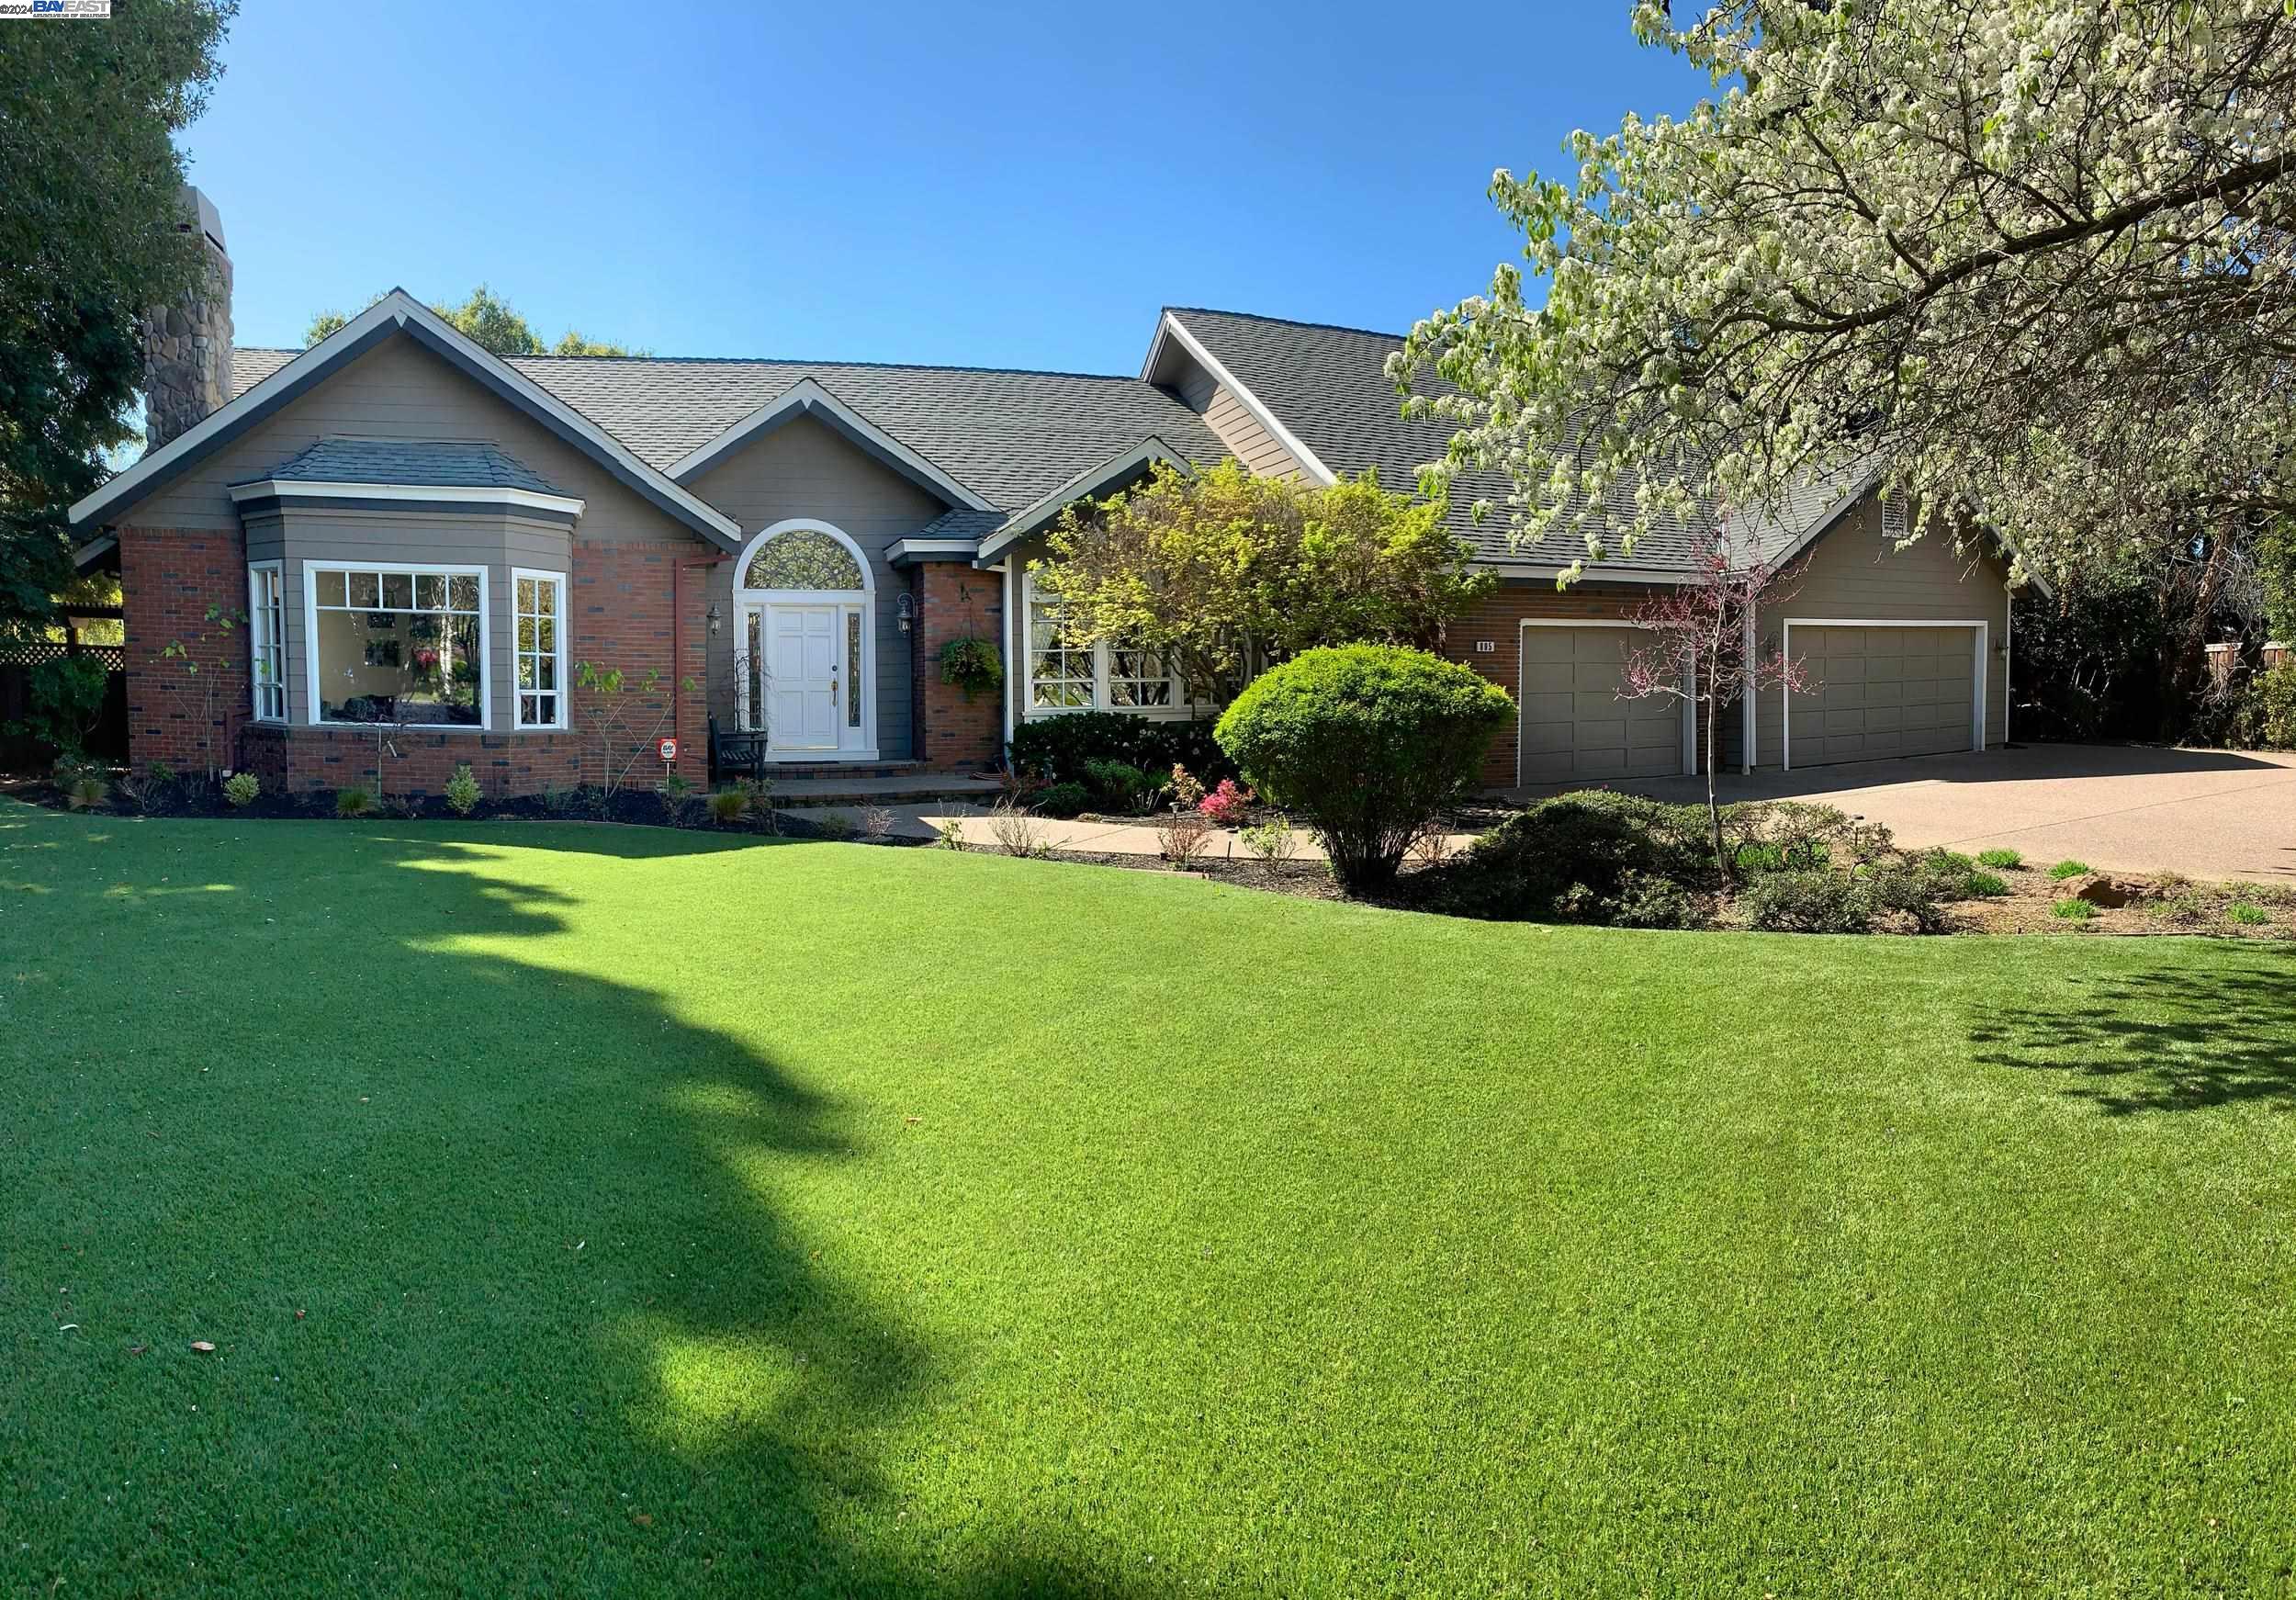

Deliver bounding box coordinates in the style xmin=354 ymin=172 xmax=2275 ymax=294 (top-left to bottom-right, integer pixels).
xmin=908 ymin=560 xmax=1005 ymax=771
xmin=1438 ymin=580 xmax=1645 ymax=788
xmin=119 ymin=526 xmax=716 ymax=800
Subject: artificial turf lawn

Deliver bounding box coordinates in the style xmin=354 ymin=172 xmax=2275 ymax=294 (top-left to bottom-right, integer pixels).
xmin=3 ymin=799 xmax=2293 ymax=1597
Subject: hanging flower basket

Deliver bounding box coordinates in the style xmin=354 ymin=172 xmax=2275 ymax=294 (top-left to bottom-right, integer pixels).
xmin=938 ymin=637 xmax=1003 ymax=700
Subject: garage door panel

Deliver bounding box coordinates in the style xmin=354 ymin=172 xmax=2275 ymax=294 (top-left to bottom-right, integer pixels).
xmin=1519 ymin=625 xmax=1683 ymax=784
xmin=1786 ymin=623 xmax=1980 ymax=766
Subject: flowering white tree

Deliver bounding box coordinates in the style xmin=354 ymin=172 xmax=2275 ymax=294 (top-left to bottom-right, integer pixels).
xmin=1391 ymin=0 xmax=2296 ymax=593
xmin=1618 ymin=549 xmax=1810 ymax=876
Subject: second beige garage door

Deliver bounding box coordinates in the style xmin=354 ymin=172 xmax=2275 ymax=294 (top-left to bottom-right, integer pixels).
xmin=1784 ymin=624 xmax=1978 ymax=767
xmin=1518 ymin=625 xmax=1686 ymax=784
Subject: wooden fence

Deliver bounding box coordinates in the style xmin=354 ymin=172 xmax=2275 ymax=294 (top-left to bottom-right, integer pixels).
xmin=0 ymin=640 xmax=129 ymax=769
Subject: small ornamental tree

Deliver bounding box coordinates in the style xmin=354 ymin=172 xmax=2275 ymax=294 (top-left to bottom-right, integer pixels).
xmin=1036 ymin=459 xmax=1493 ymax=704
xmin=1617 ymin=550 xmax=1811 ymax=879
xmin=1214 ymin=645 xmax=1514 ymax=891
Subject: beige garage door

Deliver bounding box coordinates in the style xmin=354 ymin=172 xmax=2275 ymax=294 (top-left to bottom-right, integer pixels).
xmin=1786 ymin=625 xmax=1976 ymax=767
xmin=1518 ymin=625 xmax=1684 ymax=784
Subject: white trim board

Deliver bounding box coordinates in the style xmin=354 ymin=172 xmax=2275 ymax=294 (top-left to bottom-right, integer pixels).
xmin=509 ymin=567 xmax=571 ymax=731
xmin=300 ymin=558 xmax=493 ymax=732
xmin=1778 ymin=617 xmax=1988 ymax=772
xmin=230 ymin=479 xmax=586 ymax=518
xmin=1516 ymin=619 xmax=1696 ymax=789
xmin=1143 ymin=312 xmax=1337 ymax=486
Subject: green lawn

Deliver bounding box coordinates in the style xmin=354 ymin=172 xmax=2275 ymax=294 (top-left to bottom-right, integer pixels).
xmin=4 ymin=800 xmax=2294 ymax=1597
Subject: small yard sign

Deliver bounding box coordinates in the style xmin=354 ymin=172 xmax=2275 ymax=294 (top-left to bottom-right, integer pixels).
xmin=658 ymin=738 xmax=678 ymax=764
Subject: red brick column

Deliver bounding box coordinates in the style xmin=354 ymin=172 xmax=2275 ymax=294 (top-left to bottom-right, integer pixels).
xmin=911 ymin=560 xmax=1005 ymax=771
xmin=119 ymin=524 xmax=250 ymax=777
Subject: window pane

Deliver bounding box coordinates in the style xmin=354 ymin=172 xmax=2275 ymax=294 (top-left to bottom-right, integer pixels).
xmin=535 ymin=617 xmax=554 ymax=652
xmin=514 ymin=577 xmax=535 ymax=614
xmin=517 ymin=616 xmax=535 ymax=653
xmin=742 ymin=528 xmax=863 ymax=590
xmin=414 ymin=574 xmax=445 ymax=610
xmin=534 ymin=654 xmax=554 ymax=691
xmin=520 ymin=693 xmax=541 ymax=726
xmin=381 ymin=572 xmax=413 ymax=610
xmin=744 ymin=610 xmax=763 ymax=730
xmin=846 ymin=612 xmax=862 ymax=727
xmin=314 ymin=606 xmax=481 ymax=726
xmin=535 ymin=580 xmax=556 ymax=617
xmin=347 ymin=571 xmax=379 ymax=608
xmin=448 ymin=574 xmax=480 ymax=611
xmin=317 ymin=569 xmax=346 ymax=607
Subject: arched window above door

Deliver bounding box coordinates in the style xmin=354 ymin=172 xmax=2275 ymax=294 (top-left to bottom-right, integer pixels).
xmin=738 ymin=523 xmax=867 ymax=592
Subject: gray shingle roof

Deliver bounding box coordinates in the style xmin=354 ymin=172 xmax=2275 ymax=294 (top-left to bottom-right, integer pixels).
xmin=231 ymin=348 xmax=1229 ymax=518
xmin=1165 ymin=309 xmax=1768 ymax=574
xmin=238 ymin=436 xmax=563 ymax=495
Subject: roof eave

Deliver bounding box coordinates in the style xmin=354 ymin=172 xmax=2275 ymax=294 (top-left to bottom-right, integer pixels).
xmin=1142 ymin=310 xmax=1338 ymax=486
xmin=974 ymin=435 xmax=1187 ymax=568
xmin=667 ymin=377 xmax=995 ymax=513
xmin=69 ymin=290 xmax=742 ymax=551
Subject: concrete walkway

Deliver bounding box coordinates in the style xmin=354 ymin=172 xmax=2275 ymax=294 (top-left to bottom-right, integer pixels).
xmin=778 ymin=800 xmax=1480 ymax=863
xmin=1525 ymin=743 xmax=2296 ymax=883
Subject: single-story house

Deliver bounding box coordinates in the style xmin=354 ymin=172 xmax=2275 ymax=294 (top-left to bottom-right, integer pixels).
xmin=73 ymin=190 xmax=2022 ymax=797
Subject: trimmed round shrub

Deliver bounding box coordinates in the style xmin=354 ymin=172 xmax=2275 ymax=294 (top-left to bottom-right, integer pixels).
xmin=1214 ymin=645 xmax=1514 ymax=890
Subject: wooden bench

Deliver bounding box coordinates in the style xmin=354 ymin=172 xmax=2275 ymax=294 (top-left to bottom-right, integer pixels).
xmin=708 ymin=716 xmax=766 ymax=784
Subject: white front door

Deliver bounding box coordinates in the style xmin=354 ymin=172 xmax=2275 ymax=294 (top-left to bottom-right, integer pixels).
xmin=767 ymin=603 xmax=839 ymax=751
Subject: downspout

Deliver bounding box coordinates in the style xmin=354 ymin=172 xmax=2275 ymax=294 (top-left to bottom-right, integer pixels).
xmin=2003 ymin=598 xmax=2014 ymax=747
xmin=1741 ymin=592 xmax=1757 ymax=774
xmin=999 ymin=558 xmax=1015 ymax=758
xmin=673 ymin=549 xmax=732 ymax=777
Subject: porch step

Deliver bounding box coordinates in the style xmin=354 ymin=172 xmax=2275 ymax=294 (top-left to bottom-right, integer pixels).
xmin=760 ymin=761 xmax=928 ymax=781
xmin=768 ymin=772 xmax=1004 ymax=806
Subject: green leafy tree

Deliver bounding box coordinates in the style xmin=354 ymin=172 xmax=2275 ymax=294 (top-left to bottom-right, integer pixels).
xmin=1395 ymin=0 xmax=2296 ymax=596
xmin=0 ymin=0 xmax=236 ymax=634
xmin=1033 ymin=459 xmax=1493 ymax=704
xmin=304 ymin=287 xmax=637 ymax=356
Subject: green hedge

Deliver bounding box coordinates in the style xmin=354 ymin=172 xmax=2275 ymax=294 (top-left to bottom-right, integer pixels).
xmin=1009 ymin=712 xmax=1233 ymax=786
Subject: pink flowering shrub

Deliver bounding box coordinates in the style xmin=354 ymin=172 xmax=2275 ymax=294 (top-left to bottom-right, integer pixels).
xmin=1199 ymin=778 xmax=1255 ymax=826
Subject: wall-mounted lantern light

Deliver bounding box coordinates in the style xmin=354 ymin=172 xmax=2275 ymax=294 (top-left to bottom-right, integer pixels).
xmin=706 ymin=601 xmax=722 ymax=637
xmin=895 ymin=592 xmax=917 ymax=633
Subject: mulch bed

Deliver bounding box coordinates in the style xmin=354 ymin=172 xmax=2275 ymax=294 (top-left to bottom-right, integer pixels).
xmin=13 ymin=772 xmax=2287 ymax=937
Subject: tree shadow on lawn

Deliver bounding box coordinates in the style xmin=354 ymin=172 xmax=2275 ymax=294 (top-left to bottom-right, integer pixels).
xmin=1968 ymin=949 xmax=2296 ymax=1115
xmin=8 ymin=809 xmax=1155 ymax=1598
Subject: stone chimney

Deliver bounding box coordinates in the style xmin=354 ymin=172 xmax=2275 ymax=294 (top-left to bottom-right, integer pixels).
xmin=142 ymin=186 xmax=233 ymax=452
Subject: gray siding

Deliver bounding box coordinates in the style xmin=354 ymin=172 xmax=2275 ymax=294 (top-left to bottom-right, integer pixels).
xmin=1743 ymin=494 xmax=2012 ymax=768
xmin=687 ymin=414 xmax=948 ymax=758
xmin=132 ymin=335 xmax=691 ymax=546
xmin=1166 ymin=355 xmax=1308 ymax=479
xmin=245 ymin=507 xmax=571 ymax=729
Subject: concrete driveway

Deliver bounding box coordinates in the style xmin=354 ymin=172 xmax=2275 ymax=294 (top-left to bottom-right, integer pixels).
xmin=1523 ymin=743 xmax=2296 ymax=883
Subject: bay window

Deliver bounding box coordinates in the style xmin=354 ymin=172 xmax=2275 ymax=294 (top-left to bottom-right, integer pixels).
xmin=512 ymin=569 xmax=567 ymax=729
xmin=247 ymin=561 xmax=286 ymax=722
xmin=309 ymin=564 xmax=485 ymax=727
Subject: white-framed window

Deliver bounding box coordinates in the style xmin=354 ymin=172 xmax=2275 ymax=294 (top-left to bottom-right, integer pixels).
xmin=512 ymin=569 xmax=568 ymax=729
xmin=1022 ymin=573 xmax=1183 ymax=713
xmin=247 ymin=561 xmax=286 ymax=722
xmin=1027 ymin=586 xmax=1096 ymax=709
xmin=304 ymin=563 xmax=487 ymax=728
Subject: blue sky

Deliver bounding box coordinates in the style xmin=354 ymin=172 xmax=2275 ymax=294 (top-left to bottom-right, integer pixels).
xmin=186 ymin=2 xmax=1710 ymax=372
